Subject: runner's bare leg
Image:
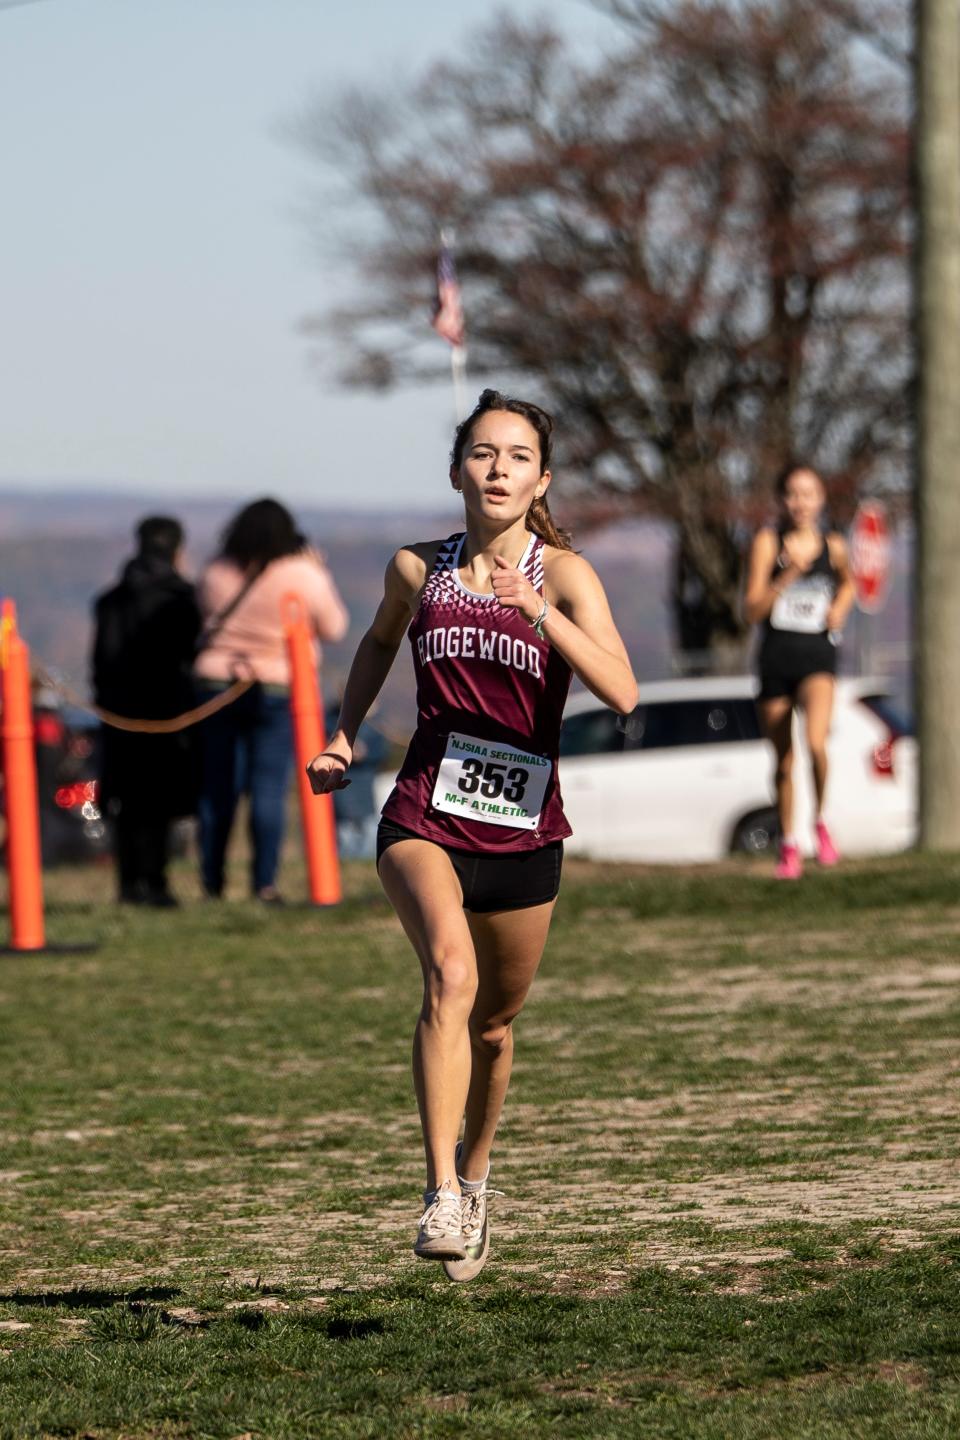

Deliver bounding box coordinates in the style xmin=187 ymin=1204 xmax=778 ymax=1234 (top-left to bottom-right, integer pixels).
xmin=459 ymin=900 xmax=556 ymax=1181
xmin=378 ymin=839 xmax=475 ymax=1194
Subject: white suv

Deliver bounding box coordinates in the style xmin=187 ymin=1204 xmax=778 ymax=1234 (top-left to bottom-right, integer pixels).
xmin=557 ymin=675 xmax=916 ymax=863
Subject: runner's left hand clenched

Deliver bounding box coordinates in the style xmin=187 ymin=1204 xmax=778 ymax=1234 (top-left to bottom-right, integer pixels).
xmin=492 ymin=555 xmax=540 ymax=623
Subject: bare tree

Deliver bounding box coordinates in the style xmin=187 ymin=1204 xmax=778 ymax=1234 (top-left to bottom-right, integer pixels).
xmin=299 ymin=0 xmax=910 ymax=661
xmin=916 ymin=0 xmax=960 ymax=849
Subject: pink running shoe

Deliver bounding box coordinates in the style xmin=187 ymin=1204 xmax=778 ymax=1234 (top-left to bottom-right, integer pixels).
xmin=815 ymin=821 xmax=839 ymax=867
xmin=775 ymin=841 xmax=803 ymax=880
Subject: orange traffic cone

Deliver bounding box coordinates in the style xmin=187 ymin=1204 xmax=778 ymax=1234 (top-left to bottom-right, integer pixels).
xmin=282 ymin=595 xmax=341 ymax=906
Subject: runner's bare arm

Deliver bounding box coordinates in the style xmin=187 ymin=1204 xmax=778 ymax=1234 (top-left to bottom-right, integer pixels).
xmin=306 ymin=545 xmax=432 ymax=794
xmin=543 ymin=554 xmax=637 ymax=714
xmin=826 ymin=534 xmax=857 ymax=631
xmin=743 ymin=528 xmax=794 ymax=624
xmin=491 ymin=550 xmax=637 ymax=715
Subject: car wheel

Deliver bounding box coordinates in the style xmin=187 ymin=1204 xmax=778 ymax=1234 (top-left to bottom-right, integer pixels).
xmin=731 ymin=808 xmax=780 ymax=855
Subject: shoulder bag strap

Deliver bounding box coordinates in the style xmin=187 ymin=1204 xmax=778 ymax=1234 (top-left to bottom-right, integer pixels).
xmin=195 ymin=562 xmax=267 ymax=657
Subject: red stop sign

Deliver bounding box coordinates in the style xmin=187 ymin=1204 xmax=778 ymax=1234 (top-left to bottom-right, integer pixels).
xmin=850 ymin=500 xmax=891 ymax=613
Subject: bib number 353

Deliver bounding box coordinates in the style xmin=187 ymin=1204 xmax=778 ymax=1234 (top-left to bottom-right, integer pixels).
xmin=431 ymin=731 xmax=551 ymax=830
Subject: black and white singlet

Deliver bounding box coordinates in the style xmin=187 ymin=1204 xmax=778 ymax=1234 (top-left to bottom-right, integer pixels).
xmin=756 ymin=530 xmax=839 ymax=699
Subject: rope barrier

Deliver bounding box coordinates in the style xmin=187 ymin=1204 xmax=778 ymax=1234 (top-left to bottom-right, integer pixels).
xmin=30 ymin=662 xmax=256 ymax=735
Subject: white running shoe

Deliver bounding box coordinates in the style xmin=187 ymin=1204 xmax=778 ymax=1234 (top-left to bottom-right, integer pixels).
xmin=442 ymin=1143 xmax=500 ymax=1283
xmin=442 ymin=1185 xmax=492 ymax=1283
xmin=414 ymin=1180 xmax=466 ymax=1261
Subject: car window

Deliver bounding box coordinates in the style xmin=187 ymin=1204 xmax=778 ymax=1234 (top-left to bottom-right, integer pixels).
xmin=558 ymin=708 xmax=624 ymax=757
xmin=560 ymin=697 xmax=762 ymax=756
xmin=629 ymin=698 xmax=762 ymax=751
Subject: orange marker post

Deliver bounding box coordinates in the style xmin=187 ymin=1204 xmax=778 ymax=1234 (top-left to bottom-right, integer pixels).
xmin=1 ymin=599 xmax=45 ymax=950
xmin=282 ymin=595 xmax=341 ymax=906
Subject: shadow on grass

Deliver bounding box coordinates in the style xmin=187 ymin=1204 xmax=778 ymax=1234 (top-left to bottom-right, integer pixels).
xmin=316 ymin=1315 xmax=387 ymax=1340
xmin=0 ymin=1285 xmax=181 ymax=1310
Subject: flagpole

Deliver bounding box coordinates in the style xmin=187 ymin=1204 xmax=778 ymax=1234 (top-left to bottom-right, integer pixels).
xmin=439 ymin=227 xmax=469 ymax=421
xmin=451 ymin=344 xmax=468 ymax=423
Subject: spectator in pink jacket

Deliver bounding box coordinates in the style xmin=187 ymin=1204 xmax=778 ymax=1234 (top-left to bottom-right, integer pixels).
xmin=194 ymin=498 xmax=348 ymax=902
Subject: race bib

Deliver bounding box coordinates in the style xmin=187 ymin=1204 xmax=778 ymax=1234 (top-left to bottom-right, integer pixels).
xmin=431 ymin=731 xmax=551 ymax=830
xmin=770 ymin=577 xmax=832 ymax=634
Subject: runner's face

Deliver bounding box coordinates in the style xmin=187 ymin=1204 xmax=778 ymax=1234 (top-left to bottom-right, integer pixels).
xmin=782 ymin=469 xmax=825 ymax=529
xmin=452 ymin=411 xmax=550 ymax=525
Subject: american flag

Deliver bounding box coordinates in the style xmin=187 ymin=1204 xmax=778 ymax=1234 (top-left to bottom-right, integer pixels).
xmin=431 ymin=242 xmax=465 ymax=348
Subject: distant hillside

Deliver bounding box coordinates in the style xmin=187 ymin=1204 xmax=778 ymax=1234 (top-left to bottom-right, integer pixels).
xmin=0 ymin=489 xmax=911 ymax=734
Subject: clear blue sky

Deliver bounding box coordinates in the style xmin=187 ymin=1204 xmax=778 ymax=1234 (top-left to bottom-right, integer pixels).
xmin=0 ymin=0 xmax=617 ymax=510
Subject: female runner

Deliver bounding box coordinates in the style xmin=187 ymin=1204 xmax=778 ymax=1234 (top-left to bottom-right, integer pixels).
xmin=744 ymin=463 xmax=856 ymax=879
xmin=307 ymin=389 xmax=637 ymax=1280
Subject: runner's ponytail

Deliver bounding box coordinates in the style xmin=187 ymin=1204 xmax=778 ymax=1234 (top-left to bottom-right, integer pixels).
xmin=526 ymin=493 xmax=573 ymax=551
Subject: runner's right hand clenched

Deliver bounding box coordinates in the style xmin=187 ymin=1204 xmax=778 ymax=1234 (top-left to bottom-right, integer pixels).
xmin=306 ymin=751 xmax=352 ymax=794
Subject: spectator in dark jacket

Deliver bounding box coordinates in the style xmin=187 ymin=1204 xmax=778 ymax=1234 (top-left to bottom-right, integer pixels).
xmin=92 ymin=516 xmax=201 ymax=905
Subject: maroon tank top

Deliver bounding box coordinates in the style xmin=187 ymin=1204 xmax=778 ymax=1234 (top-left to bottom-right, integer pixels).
xmin=381 ymin=531 xmax=573 ymax=853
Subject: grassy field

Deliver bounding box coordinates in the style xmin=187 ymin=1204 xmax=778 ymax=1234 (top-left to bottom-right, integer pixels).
xmin=0 ymin=847 xmax=959 ymax=1437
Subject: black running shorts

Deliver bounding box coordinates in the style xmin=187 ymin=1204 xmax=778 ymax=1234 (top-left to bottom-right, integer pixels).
xmin=376 ymin=819 xmax=563 ymax=914
xmin=757 ymin=631 xmax=837 ymax=700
